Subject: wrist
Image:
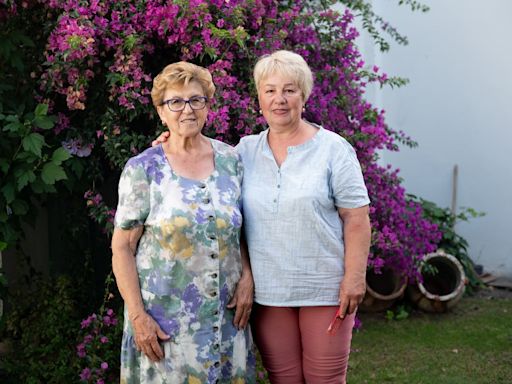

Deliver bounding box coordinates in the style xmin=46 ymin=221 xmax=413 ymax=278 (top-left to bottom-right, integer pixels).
xmin=128 ymin=308 xmax=146 ymax=322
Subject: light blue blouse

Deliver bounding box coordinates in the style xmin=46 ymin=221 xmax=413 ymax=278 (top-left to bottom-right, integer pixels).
xmin=236 ymin=124 xmax=370 ymax=306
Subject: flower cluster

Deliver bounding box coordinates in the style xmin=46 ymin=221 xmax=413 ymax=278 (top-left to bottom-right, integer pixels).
xmin=77 ymin=307 xmax=122 ymax=384
xmin=84 ymin=190 xmax=116 ymax=234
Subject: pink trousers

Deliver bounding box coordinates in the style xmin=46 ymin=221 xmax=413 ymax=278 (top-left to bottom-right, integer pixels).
xmin=252 ymin=305 xmax=355 ymax=384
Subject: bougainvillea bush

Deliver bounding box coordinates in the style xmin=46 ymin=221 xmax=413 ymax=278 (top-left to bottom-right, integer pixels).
xmin=1 ymin=0 xmax=441 ymax=380
xmin=2 ymin=0 xmax=441 ymax=276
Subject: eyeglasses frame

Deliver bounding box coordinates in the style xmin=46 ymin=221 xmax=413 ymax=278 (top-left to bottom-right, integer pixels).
xmin=161 ymin=96 xmax=209 ymax=112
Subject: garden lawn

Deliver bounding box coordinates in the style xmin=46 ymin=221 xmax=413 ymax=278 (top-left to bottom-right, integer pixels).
xmin=347 ymin=295 xmax=512 ymax=383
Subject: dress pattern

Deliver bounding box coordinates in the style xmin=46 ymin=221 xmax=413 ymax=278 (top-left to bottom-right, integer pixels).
xmin=114 ymin=140 xmax=255 ymax=384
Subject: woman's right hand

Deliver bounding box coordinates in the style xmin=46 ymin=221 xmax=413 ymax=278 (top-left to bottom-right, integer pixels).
xmin=131 ymin=311 xmax=170 ymax=362
xmin=151 ymin=130 xmax=170 ymax=147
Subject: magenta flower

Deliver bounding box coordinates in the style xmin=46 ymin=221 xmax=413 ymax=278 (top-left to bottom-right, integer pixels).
xmin=79 ymin=367 xmax=91 ymax=381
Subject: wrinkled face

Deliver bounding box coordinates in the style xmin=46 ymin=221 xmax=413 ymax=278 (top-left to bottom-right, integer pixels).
xmin=157 ymin=80 xmax=209 ymax=138
xmin=258 ymin=72 xmax=304 ymax=129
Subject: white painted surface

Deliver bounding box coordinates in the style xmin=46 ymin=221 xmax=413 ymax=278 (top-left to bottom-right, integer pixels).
xmin=350 ymin=0 xmax=512 ymax=276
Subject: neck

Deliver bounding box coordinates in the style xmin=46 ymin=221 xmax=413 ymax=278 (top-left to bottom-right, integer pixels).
xmin=164 ymin=132 xmax=207 ymax=154
xmin=268 ymin=119 xmax=305 ymax=142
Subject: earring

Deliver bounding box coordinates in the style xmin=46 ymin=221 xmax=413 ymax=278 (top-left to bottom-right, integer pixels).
xmin=259 ymin=109 xmax=262 ymax=114
xmin=302 ymin=106 xmax=306 ymax=113
xmin=161 ymin=121 xmax=167 ymax=126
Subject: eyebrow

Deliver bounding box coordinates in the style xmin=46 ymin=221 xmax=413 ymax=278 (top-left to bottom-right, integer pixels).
xmin=167 ymin=94 xmax=205 ymax=99
xmin=263 ymin=83 xmax=297 ymax=87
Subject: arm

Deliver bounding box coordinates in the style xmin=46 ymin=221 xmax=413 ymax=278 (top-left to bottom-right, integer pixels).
xmin=112 ymin=226 xmax=170 ymax=361
xmin=337 ymin=205 xmax=371 ymax=319
xmin=227 ymin=231 xmax=254 ymax=329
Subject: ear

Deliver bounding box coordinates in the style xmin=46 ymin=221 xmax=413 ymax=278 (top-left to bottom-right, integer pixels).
xmin=156 ymin=105 xmax=165 ymax=122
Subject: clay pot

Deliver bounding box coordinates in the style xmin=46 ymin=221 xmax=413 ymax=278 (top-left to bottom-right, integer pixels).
xmin=359 ymin=268 xmax=408 ymax=312
xmin=407 ymin=250 xmax=466 ymax=313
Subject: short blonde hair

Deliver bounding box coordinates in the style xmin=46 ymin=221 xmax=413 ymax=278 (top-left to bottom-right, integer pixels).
xmin=253 ymin=50 xmax=314 ymax=102
xmin=151 ymin=61 xmax=216 ymax=108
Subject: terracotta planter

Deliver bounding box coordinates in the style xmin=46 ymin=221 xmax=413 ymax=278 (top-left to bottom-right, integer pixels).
xmin=359 ymin=268 xmax=408 ymax=312
xmin=407 ymin=250 xmax=466 ymax=313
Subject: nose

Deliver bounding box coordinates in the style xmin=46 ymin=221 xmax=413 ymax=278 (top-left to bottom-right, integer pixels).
xmin=183 ymin=101 xmax=194 ymax=112
xmin=275 ymin=92 xmax=287 ymax=104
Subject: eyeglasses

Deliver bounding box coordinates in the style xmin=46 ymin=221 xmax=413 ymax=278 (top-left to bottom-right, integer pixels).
xmin=161 ymin=96 xmax=208 ymax=112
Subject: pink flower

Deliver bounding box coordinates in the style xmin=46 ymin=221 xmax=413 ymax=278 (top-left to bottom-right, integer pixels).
xmin=79 ymin=367 xmax=91 ymax=381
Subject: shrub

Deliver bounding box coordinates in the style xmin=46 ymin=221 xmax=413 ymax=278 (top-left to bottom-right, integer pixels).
xmin=1 ymin=274 xmax=83 ymax=382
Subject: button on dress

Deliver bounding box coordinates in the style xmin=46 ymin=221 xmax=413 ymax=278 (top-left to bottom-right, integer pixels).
xmin=114 ymin=140 xmax=255 ymax=384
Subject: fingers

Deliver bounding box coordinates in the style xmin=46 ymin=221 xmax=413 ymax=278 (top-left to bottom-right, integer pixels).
xmin=136 ymin=332 xmax=165 ymax=362
xmin=156 ymin=327 xmax=171 ymax=341
xmin=233 ymin=306 xmax=252 ymax=329
xmin=348 ymin=299 xmax=359 ymax=315
xmin=237 ymin=308 xmax=251 ymax=329
xmin=338 ymin=297 xmax=350 ymax=319
xmin=226 ymin=297 xmax=236 ymax=309
xmin=132 ymin=313 xmax=169 ymax=362
xmin=229 ymin=296 xmax=253 ymax=330
xmin=151 ymin=131 xmax=170 ymax=147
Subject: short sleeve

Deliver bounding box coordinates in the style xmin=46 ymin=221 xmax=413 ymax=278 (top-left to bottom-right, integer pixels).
xmin=331 ymin=141 xmax=370 ymax=209
xmin=114 ymin=159 xmax=150 ymax=229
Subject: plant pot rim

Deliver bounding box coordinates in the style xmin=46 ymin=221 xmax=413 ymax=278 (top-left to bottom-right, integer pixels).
xmin=418 ymin=250 xmax=466 ymax=301
xmin=365 ymin=269 xmax=408 ymax=300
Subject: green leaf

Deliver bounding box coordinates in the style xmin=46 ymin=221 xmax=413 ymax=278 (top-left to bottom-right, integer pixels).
xmin=33 ymin=115 xmax=55 ymax=130
xmin=22 ymin=133 xmax=45 ymax=157
xmin=0 ymin=158 xmax=9 ymax=174
xmin=13 ymin=151 xmax=37 ymax=163
xmin=1 ymin=183 xmax=15 ymax=204
xmin=0 ymin=241 xmax=7 ymax=252
xmin=11 ymin=199 xmax=29 ymax=215
xmin=3 ymin=121 xmax=24 ymax=132
xmin=69 ymin=158 xmax=84 ymax=179
xmin=41 ymin=162 xmax=67 ymax=185
xmin=30 ymin=179 xmax=44 ymax=194
xmin=16 ymin=170 xmax=36 ymax=191
xmin=35 ymin=103 xmax=49 ymax=117
xmin=51 ymin=147 xmax=72 ymax=165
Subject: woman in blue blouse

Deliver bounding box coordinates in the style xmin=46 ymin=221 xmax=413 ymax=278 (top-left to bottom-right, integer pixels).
xmin=156 ymin=51 xmax=371 ymax=384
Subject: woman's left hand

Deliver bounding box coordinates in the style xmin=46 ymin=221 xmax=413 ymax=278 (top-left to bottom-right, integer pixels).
xmin=227 ymin=272 xmax=254 ymax=330
xmin=337 ymin=271 xmax=366 ymax=319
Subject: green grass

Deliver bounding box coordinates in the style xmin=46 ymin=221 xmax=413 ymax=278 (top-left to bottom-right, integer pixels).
xmin=348 ymin=296 xmax=512 ymax=383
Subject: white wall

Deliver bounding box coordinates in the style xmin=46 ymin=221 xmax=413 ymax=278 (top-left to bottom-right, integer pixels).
xmin=356 ymin=0 xmax=512 ymax=276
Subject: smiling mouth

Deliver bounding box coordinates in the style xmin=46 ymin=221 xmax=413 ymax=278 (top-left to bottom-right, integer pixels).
xmin=180 ymin=118 xmax=196 ymax=123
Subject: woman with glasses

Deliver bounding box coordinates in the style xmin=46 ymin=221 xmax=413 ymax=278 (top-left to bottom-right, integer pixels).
xmin=112 ymin=61 xmax=255 ymax=383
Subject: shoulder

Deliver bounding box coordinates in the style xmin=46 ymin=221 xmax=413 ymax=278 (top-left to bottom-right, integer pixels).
xmin=210 ymin=138 xmax=235 ymax=155
xmin=236 ymin=130 xmax=267 ymax=156
xmin=124 ymin=145 xmax=163 ymax=172
xmin=316 ymin=126 xmax=356 ymax=159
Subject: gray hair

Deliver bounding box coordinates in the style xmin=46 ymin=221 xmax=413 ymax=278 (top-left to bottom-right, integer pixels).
xmin=253 ymin=50 xmax=314 ymax=102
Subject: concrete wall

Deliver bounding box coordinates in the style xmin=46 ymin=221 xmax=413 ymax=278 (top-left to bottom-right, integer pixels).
xmin=350 ymin=0 xmax=512 ymax=276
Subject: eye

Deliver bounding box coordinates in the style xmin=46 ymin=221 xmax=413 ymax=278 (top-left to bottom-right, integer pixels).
xmin=285 ymin=88 xmax=297 ymax=94
xmin=169 ymin=99 xmax=184 ymax=106
xmin=265 ymin=89 xmax=275 ymax=94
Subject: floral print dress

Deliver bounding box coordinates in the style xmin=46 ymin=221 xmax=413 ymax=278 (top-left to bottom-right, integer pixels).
xmin=114 ymin=140 xmax=255 ymax=384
